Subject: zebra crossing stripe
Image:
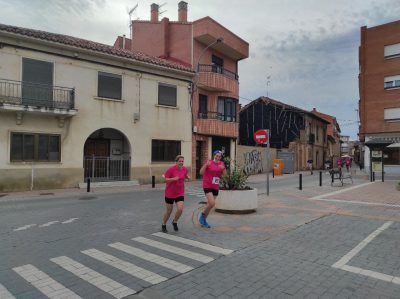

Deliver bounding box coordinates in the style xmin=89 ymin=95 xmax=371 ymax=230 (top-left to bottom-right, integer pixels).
xmin=50 ymin=256 xmax=135 ymax=299
xmin=82 ymin=249 xmax=167 ymax=284
xmin=0 ymin=283 xmax=16 ymax=299
xmin=13 ymin=264 xmax=82 ymax=299
xmin=132 ymin=237 xmax=214 ymax=263
xmin=61 ymin=218 xmax=79 ymax=224
xmin=152 ymin=232 xmax=234 ymax=255
xmin=13 ymin=224 xmax=36 ymax=231
xmin=109 ymin=242 xmax=193 ymax=273
xmin=39 ymin=221 xmax=59 ymax=227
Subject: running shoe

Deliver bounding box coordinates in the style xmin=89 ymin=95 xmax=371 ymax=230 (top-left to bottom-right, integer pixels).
xmin=203 ymin=217 xmax=211 ymax=228
xmin=199 ymin=212 xmax=206 ymax=226
xmin=172 ymin=221 xmax=178 ymax=232
xmin=161 ymin=224 xmax=168 ymax=233
xmin=199 ymin=213 xmax=211 ymax=228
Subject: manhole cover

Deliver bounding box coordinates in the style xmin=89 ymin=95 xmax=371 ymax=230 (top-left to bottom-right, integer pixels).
xmin=79 ymin=196 xmax=97 ymax=200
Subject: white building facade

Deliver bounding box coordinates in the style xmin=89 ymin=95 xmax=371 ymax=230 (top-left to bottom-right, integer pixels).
xmin=0 ymin=24 xmax=194 ymax=191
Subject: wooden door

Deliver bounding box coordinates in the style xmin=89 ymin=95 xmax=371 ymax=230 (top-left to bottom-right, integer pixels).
xmin=84 ymin=139 xmax=110 ymax=179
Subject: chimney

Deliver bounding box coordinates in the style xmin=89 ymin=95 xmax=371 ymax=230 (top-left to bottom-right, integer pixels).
xmin=151 ymin=3 xmax=159 ymax=23
xmin=178 ymin=1 xmax=188 ymax=22
xmin=312 ymin=108 xmax=317 ymax=112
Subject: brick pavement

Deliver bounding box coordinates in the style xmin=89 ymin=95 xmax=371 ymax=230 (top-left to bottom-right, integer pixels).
xmin=324 ymin=181 xmax=399 ymax=205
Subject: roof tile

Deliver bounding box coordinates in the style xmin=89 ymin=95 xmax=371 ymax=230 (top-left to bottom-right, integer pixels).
xmin=0 ymin=23 xmax=194 ymax=73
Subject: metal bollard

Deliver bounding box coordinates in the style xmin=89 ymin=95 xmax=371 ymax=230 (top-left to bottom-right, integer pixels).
xmin=319 ymin=171 xmax=322 ymax=187
xmin=372 ymin=172 xmax=375 ymax=182
xmin=299 ymin=173 xmax=302 ymax=190
xmin=87 ymin=178 xmax=90 ymax=193
xmin=272 ymin=168 xmax=275 ymax=178
xmin=152 ymin=175 xmax=155 ymax=188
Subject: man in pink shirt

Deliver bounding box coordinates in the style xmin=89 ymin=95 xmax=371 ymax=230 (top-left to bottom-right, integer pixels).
xmin=199 ymin=150 xmax=227 ymax=228
xmin=162 ymin=155 xmax=190 ymax=233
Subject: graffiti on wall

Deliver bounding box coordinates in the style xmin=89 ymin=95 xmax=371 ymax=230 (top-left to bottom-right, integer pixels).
xmin=243 ymin=150 xmax=263 ymax=175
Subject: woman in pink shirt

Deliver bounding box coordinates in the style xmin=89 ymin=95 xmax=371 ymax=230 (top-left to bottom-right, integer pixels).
xmin=199 ymin=150 xmax=227 ymax=228
xmin=162 ymin=155 xmax=190 ymax=233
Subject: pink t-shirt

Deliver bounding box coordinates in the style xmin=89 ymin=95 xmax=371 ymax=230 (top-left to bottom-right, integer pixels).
xmin=202 ymin=160 xmax=225 ymax=190
xmin=164 ymin=165 xmax=187 ymax=198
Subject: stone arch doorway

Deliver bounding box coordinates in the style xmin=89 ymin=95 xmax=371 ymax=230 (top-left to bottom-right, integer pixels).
xmin=83 ymin=128 xmax=131 ymax=182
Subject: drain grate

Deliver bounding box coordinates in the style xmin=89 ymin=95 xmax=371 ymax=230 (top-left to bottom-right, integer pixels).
xmin=40 ymin=192 xmax=54 ymax=195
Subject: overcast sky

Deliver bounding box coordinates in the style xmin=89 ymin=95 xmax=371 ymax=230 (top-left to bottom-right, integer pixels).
xmin=1 ymin=0 xmax=400 ymax=139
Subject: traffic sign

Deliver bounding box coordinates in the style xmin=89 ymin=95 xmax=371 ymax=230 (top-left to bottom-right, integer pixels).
xmin=254 ymin=129 xmax=269 ymax=144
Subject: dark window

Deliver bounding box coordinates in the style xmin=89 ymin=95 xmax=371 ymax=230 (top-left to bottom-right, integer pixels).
xmin=158 ymin=83 xmax=177 ymax=107
xmin=22 ymin=58 xmax=54 ymax=105
xmin=212 ymin=55 xmax=223 ymax=74
xmin=217 ymin=97 xmax=237 ymax=122
xmin=212 ymin=55 xmax=223 ymax=67
xmin=384 ymin=147 xmax=400 ymax=165
xmin=152 ymin=140 xmax=181 ymax=162
xmin=10 ymin=133 xmax=61 ymax=162
xmin=98 ymin=72 xmax=122 ymax=100
xmin=199 ymin=94 xmax=208 ymax=118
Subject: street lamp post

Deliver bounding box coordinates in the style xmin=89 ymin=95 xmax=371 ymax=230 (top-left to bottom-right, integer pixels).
xmin=196 ymin=37 xmax=224 ymax=72
xmin=191 ymin=37 xmax=224 ymax=119
xmin=191 ymin=37 xmax=224 ymax=179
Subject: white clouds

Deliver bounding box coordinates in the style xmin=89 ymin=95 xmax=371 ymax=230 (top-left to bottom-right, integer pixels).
xmin=0 ymin=0 xmax=399 ymax=138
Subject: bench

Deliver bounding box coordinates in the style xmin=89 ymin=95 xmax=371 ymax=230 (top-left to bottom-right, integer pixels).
xmin=329 ymin=168 xmax=353 ymax=186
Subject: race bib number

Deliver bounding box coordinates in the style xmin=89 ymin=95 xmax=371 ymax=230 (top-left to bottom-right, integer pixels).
xmin=212 ymin=177 xmax=220 ymax=185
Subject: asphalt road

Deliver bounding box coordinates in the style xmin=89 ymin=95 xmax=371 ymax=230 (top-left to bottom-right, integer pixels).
xmin=1 ymin=176 xmax=399 ymax=299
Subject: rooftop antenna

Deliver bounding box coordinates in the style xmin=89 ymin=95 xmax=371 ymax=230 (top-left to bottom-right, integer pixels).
xmin=158 ymin=2 xmax=167 ymax=17
xmin=127 ymin=4 xmax=138 ymax=37
xmin=266 ymin=75 xmax=271 ymax=97
xmin=266 ymin=66 xmax=272 ymax=98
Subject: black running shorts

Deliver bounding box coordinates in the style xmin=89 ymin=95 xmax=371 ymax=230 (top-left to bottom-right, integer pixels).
xmin=203 ymin=188 xmax=219 ymax=196
xmin=165 ymin=196 xmax=184 ymax=204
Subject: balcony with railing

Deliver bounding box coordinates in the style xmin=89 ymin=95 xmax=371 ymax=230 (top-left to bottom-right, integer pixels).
xmin=197 ymin=64 xmax=239 ymax=93
xmin=195 ymin=111 xmax=238 ymax=138
xmin=0 ymin=79 xmax=77 ymax=117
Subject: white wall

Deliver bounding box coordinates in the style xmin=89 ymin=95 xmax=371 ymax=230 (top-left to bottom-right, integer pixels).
xmin=0 ymin=44 xmax=193 ymax=185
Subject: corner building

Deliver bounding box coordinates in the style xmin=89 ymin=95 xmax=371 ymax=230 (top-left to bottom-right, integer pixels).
xmin=115 ymin=1 xmax=249 ymax=178
xmin=359 ymin=20 xmax=400 ymax=173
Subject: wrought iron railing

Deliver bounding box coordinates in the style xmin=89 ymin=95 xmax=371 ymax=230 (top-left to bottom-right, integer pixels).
xmin=0 ymin=79 xmax=75 ymax=109
xmin=198 ymin=111 xmax=220 ymax=119
xmin=198 ymin=111 xmax=238 ymax=122
xmin=84 ymin=156 xmax=130 ymax=182
xmin=197 ymin=64 xmax=239 ymax=80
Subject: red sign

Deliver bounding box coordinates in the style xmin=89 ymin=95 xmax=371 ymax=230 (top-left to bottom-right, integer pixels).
xmin=254 ymin=129 xmax=269 ymax=144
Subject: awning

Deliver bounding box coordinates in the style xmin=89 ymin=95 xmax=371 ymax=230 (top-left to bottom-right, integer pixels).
xmin=364 ymin=137 xmax=400 ymax=148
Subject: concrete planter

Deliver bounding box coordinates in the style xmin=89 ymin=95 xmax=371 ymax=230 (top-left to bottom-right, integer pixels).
xmin=215 ymin=188 xmax=258 ymax=214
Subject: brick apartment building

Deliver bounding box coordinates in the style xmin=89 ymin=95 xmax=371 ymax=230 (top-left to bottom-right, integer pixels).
xmin=114 ymin=2 xmax=249 ymax=178
xmin=359 ymin=20 xmax=400 ymax=173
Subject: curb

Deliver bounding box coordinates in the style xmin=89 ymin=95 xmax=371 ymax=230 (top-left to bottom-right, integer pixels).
xmin=122 ymin=289 xmax=173 ymax=299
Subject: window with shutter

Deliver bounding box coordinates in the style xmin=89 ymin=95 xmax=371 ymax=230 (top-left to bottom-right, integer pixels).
xmin=158 ymin=83 xmax=177 ymax=107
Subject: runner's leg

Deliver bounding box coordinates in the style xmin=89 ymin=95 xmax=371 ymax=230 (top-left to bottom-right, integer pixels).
xmin=203 ymin=192 xmax=215 ymax=217
xmin=173 ymin=201 xmax=184 ymax=222
xmin=163 ymin=203 xmax=173 ymax=225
